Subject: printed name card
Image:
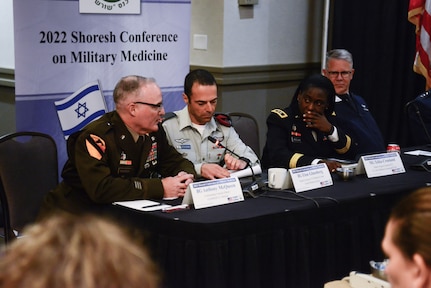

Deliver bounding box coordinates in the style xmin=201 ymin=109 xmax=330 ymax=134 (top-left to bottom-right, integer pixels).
xmin=182 ymin=177 xmax=244 ymax=209
xmin=356 ymin=152 xmax=405 ymax=178
xmin=289 ymin=163 xmax=333 ymax=193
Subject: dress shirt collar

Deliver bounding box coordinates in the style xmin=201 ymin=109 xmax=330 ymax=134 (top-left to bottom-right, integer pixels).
xmin=176 ymin=105 xmax=218 ymax=133
xmin=335 ymin=92 xmax=350 ymax=103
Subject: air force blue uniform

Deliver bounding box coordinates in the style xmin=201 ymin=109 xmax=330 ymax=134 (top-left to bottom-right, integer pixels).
xmin=334 ymin=93 xmax=385 ymax=158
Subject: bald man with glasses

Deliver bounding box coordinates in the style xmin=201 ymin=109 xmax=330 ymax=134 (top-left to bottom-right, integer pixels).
xmin=39 ymin=75 xmax=196 ymax=217
xmin=323 ymin=49 xmax=385 ymax=159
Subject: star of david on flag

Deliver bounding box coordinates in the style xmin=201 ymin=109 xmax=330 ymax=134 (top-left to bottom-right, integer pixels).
xmin=55 ymin=81 xmax=107 ymax=139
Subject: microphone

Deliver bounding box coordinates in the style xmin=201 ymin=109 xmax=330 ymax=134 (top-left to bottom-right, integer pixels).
xmin=405 ymin=90 xmax=431 ymax=144
xmin=208 ymin=136 xmax=264 ymax=197
xmin=405 ymin=89 xmax=431 ymax=109
xmin=208 ymin=135 xmax=255 ymax=178
xmin=208 ymin=136 xmax=251 ymax=165
xmin=208 ymin=136 xmax=264 ymax=198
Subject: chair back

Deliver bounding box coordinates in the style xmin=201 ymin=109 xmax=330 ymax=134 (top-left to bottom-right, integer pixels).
xmin=0 ymin=132 xmax=58 ymax=243
xmin=227 ymin=112 xmax=261 ymax=158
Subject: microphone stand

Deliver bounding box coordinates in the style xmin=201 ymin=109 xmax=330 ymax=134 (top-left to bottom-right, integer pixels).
xmin=405 ymin=90 xmax=431 ymax=145
xmin=413 ymin=102 xmax=431 ymax=145
xmin=208 ymin=136 xmax=264 ymax=197
xmin=208 ymin=136 xmax=255 ymax=181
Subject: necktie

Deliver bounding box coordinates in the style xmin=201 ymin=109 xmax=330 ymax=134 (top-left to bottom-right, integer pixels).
xmin=338 ymin=94 xmax=356 ymax=111
xmin=338 ymin=94 xmax=350 ymax=102
xmin=137 ymin=135 xmax=144 ymax=150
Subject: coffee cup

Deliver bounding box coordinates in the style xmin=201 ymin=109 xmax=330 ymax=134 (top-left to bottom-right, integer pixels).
xmin=268 ymin=168 xmax=289 ymax=189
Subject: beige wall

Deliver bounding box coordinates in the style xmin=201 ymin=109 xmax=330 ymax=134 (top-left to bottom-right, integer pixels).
xmin=190 ymin=0 xmax=324 ymax=155
xmin=0 ymin=68 xmax=15 ymax=136
xmin=190 ymin=0 xmax=324 ymax=67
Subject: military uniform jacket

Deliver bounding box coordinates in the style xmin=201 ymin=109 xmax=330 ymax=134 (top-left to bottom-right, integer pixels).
xmin=261 ymin=105 xmax=356 ymax=169
xmin=162 ymin=106 xmax=259 ymax=177
xmin=334 ymin=93 xmax=385 ymax=158
xmin=40 ymin=111 xmax=196 ymax=216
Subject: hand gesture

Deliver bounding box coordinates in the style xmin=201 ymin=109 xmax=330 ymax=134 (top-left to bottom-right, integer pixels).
xmin=161 ymin=172 xmax=194 ymax=198
xmin=224 ymin=153 xmax=248 ymax=170
xmin=303 ymin=111 xmax=333 ymax=134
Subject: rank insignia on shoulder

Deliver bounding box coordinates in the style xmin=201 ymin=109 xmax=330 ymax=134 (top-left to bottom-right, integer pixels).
xmin=162 ymin=112 xmax=177 ymax=122
xmin=271 ymin=108 xmax=288 ymax=118
xmin=214 ymin=113 xmax=232 ymax=127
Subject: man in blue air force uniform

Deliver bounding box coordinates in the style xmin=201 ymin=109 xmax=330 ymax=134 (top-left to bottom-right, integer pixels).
xmin=323 ymin=49 xmax=385 ymax=158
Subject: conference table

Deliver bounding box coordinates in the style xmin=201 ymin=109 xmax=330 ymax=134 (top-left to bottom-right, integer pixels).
xmin=110 ymin=147 xmax=431 ymax=288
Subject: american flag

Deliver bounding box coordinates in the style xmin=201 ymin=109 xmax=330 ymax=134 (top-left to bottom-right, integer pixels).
xmin=408 ymin=0 xmax=431 ymax=88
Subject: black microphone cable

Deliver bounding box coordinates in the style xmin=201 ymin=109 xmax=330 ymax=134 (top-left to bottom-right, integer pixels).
xmin=208 ymin=135 xmax=265 ymax=198
xmin=259 ymin=189 xmax=340 ymax=208
xmin=208 ymin=136 xmax=255 ymax=181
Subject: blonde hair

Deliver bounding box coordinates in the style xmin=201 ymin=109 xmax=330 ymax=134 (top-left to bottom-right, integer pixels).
xmin=0 ymin=213 xmax=160 ymax=288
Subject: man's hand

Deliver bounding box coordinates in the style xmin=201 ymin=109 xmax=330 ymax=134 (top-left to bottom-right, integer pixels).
xmin=201 ymin=163 xmax=230 ymax=180
xmin=224 ymin=154 xmax=247 ymax=170
xmin=303 ymin=111 xmax=333 ymax=134
xmin=161 ymin=172 xmax=194 ymax=198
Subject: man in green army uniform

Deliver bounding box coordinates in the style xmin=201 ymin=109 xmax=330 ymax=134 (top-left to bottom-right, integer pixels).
xmin=39 ymin=76 xmax=196 ymax=217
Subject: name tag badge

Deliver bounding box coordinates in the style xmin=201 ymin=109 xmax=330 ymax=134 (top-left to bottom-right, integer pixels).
xmin=120 ymin=160 xmax=132 ymax=165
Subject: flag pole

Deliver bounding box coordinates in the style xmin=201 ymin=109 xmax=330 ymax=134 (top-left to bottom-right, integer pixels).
xmin=321 ymin=0 xmax=331 ymax=72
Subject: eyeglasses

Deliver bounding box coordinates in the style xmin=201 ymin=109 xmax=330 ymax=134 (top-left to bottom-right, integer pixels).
xmin=326 ymin=71 xmax=352 ymax=79
xmin=132 ymin=101 xmax=164 ymax=110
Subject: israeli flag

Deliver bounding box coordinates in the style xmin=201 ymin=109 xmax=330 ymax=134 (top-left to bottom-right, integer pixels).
xmin=55 ymin=81 xmax=107 ymax=139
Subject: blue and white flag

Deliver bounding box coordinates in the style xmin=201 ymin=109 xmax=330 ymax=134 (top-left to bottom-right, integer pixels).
xmin=55 ymin=81 xmax=107 ymax=139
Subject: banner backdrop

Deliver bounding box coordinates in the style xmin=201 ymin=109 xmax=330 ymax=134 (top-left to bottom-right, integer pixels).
xmin=13 ymin=0 xmax=191 ymax=171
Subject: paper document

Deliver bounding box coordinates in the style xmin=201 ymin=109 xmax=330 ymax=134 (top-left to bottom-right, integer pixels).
xmin=113 ymin=200 xmax=171 ymax=212
xmin=229 ymin=164 xmax=262 ymax=179
xmin=404 ymin=150 xmax=431 ymax=157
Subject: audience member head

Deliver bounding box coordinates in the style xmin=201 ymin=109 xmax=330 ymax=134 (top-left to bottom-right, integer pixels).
xmin=381 ymin=187 xmax=431 ymax=288
xmin=323 ymin=49 xmax=355 ymax=95
xmin=182 ymin=69 xmax=218 ymax=125
xmin=0 ymin=213 xmax=160 ymax=288
xmin=292 ymin=74 xmax=336 ymax=118
xmin=114 ymin=75 xmax=165 ymax=134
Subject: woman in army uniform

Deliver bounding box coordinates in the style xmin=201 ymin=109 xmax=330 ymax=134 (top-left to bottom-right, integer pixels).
xmin=262 ymin=74 xmax=356 ymax=172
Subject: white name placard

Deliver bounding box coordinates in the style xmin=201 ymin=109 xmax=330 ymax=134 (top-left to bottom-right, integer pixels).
xmin=182 ymin=177 xmax=244 ymax=209
xmin=356 ymin=152 xmax=405 ymax=178
xmin=289 ymin=163 xmax=333 ymax=193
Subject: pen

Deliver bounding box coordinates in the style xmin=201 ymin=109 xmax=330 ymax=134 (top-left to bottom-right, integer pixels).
xmin=162 ymin=204 xmax=189 ymax=213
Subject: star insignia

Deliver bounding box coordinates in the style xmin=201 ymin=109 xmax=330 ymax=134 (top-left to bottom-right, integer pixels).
xmin=75 ymin=102 xmax=89 ymax=118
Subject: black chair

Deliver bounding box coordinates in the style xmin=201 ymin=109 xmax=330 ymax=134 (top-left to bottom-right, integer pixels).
xmin=0 ymin=132 xmax=58 ymax=244
xmin=227 ymin=112 xmax=261 ymax=158
xmin=406 ymin=90 xmax=431 ymax=146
